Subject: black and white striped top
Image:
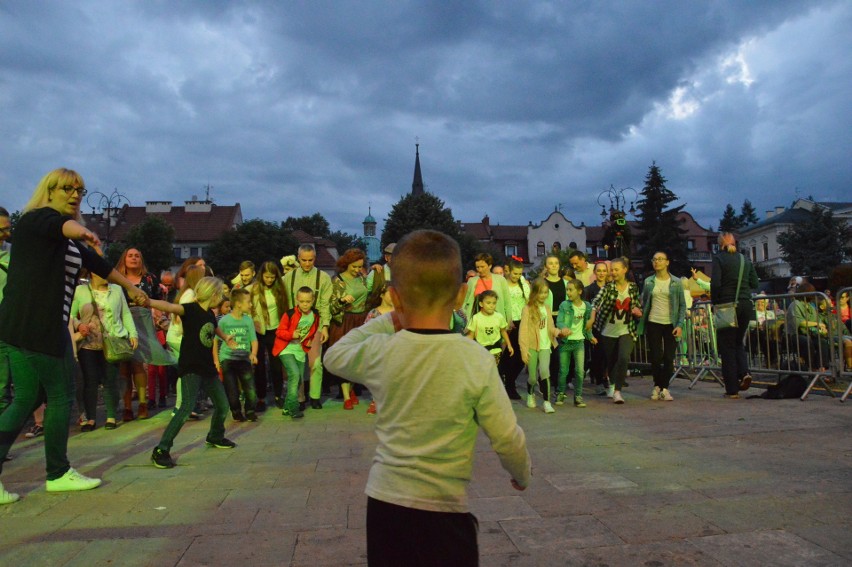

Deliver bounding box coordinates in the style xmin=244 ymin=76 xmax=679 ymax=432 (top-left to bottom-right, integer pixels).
xmin=63 ymin=240 xmax=83 ymax=325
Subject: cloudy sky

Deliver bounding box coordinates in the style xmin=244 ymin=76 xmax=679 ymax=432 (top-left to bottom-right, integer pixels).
xmin=1 ymin=1 xmax=849 ymax=237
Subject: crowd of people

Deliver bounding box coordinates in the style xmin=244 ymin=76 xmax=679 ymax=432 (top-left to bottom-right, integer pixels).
xmin=1 ymin=167 xmax=849 ymax=562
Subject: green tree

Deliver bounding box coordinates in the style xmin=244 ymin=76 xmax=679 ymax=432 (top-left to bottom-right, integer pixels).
xmin=382 ymin=192 xmax=481 ymax=269
xmin=115 ymin=216 xmax=177 ymax=275
xmin=329 ymin=229 xmax=364 ymax=253
xmin=206 ymin=219 xmax=299 ymax=277
xmin=739 ymin=199 xmax=759 ymax=227
xmin=282 ymin=213 xmax=330 ymax=237
xmin=777 ymin=207 xmax=848 ymax=276
xmin=634 ymin=162 xmax=689 ymax=275
xmin=718 ymin=204 xmax=743 ymax=233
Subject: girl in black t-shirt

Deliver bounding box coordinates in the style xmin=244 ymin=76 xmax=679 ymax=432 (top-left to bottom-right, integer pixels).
xmin=145 ymin=277 xmax=238 ymax=469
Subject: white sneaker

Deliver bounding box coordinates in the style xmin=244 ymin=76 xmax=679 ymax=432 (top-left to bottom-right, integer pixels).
xmin=0 ymin=480 xmax=20 ymax=504
xmin=606 ymin=385 xmax=615 ymax=398
xmin=526 ymin=394 xmax=536 ymax=409
xmin=46 ymin=468 xmax=102 ymax=493
xmin=613 ymin=391 xmax=625 ymax=404
xmin=661 ymin=388 xmax=674 ymax=401
xmin=650 ymin=386 xmax=661 ymax=401
xmin=543 ymin=401 xmax=555 ymax=414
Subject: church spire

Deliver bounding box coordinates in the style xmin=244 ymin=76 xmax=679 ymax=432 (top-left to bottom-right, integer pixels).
xmin=411 ymin=143 xmax=424 ymax=196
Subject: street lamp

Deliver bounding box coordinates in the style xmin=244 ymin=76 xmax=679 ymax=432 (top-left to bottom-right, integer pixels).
xmin=86 ymin=188 xmax=130 ymax=249
xmin=597 ymin=185 xmax=637 ymax=258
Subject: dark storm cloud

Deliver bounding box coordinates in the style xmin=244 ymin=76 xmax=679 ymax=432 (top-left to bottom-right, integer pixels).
xmin=0 ymin=0 xmax=848 ymax=237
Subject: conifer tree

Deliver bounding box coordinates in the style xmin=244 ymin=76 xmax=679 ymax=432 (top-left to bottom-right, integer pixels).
xmin=718 ymin=204 xmax=743 ymax=233
xmin=777 ymin=207 xmax=848 ymax=276
xmin=739 ymin=199 xmax=759 ymax=227
xmin=634 ymin=162 xmax=690 ymax=275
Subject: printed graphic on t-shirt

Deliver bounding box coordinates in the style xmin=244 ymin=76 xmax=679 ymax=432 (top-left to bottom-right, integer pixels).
xmin=200 ymin=322 xmax=215 ymax=348
xmin=609 ymin=297 xmax=631 ymax=324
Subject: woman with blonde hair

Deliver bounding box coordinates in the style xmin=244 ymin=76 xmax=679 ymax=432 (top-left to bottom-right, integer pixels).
xmin=711 ymin=232 xmax=759 ymax=398
xmin=0 ymin=168 xmax=147 ymax=503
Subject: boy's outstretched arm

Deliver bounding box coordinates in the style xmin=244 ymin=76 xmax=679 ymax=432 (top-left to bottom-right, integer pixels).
xmin=475 ymin=366 xmax=532 ymax=490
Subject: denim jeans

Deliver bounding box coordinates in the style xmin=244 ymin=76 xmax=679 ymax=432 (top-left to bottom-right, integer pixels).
xmin=280 ymin=353 xmax=304 ymax=415
xmin=157 ymin=372 xmax=229 ymax=451
xmin=77 ymin=348 xmax=120 ymax=421
xmin=558 ymin=340 xmax=585 ymax=397
xmin=221 ymin=358 xmax=257 ymax=415
xmin=0 ymin=339 xmax=75 ymax=480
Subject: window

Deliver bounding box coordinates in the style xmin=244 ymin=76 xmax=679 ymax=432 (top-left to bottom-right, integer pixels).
xmin=536 ymin=242 xmax=545 ymax=257
xmin=762 ymin=242 xmax=769 ymax=260
xmin=190 ymin=247 xmax=201 ymax=257
xmin=505 ymin=244 xmax=518 ymax=257
xmin=552 ymin=242 xmax=561 ymax=252
xmin=750 ymin=246 xmax=757 ymax=262
xmin=586 ymin=245 xmax=594 ymax=256
xmin=173 ymin=247 xmax=182 ymax=261
xmin=711 ymin=243 xmax=719 ymax=253
xmin=687 ymin=240 xmax=695 ymax=250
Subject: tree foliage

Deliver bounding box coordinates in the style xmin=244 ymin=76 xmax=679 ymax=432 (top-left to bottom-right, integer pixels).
xmin=739 ymin=199 xmax=759 ymax=227
xmin=382 ymin=191 xmax=481 ymax=269
xmin=718 ymin=203 xmax=743 ymax=233
xmin=107 ymin=215 xmax=176 ymax=275
xmin=634 ymin=162 xmax=689 ymax=275
xmin=206 ymin=219 xmax=299 ymax=278
xmin=282 ymin=213 xmax=330 ymax=237
xmin=777 ymin=207 xmax=848 ymax=276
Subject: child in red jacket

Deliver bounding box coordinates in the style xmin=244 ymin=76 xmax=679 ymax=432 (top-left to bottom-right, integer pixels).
xmin=272 ymin=287 xmax=319 ymax=419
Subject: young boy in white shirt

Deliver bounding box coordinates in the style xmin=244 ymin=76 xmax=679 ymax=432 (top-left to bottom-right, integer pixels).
xmin=325 ymin=229 xmax=531 ymax=566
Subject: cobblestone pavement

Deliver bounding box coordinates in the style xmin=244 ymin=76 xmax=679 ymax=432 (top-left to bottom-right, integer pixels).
xmin=1 ymin=375 xmax=850 ymax=566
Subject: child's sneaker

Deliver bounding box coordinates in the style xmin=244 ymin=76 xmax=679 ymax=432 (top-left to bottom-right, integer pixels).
xmin=282 ymin=408 xmax=290 ymax=417
xmin=151 ymin=448 xmax=176 ymax=469
xmin=650 ymin=386 xmax=661 ymax=401
xmin=232 ymin=411 xmax=246 ymax=422
xmin=0 ymin=480 xmax=20 ymax=504
xmin=367 ymin=400 xmax=377 ymax=415
xmin=291 ymin=410 xmax=305 ymax=419
xmin=574 ymin=396 xmax=586 ymax=408
xmin=606 ymin=385 xmax=615 ymax=398
xmin=24 ymin=424 xmax=44 ymax=438
xmin=46 ymin=468 xmax=101 ymax=492
xmin=555 ymin=393 xmax=566 ymax=406
xmin=246 ymin=411 xmax=258 ymax=422
xmin=661 ymin=388 xmax=674 ymax=401
xmin=543 ymin=401 xmax=555 ymax=414
xmin=526 ymin=394 xmax=536 ymax=409
xmin=596 ymin=384 xmax=607 ymax=396
xmin=613 ymin=391 xmax=625 ymax=404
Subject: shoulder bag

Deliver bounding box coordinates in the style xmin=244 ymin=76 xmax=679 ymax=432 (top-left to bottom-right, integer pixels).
xmin=712 ymin=254 xmax=744 ymax=330
xmin=91 ymin=284 xmax=135 ymax=363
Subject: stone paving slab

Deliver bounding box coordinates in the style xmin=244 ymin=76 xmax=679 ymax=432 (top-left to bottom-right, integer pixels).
xmin=0 ymin=375 xmax=850 ymax=566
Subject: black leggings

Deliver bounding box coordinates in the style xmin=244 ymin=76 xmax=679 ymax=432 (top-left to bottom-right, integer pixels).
xmin=601 ymin=334 xmax=634 ymax=391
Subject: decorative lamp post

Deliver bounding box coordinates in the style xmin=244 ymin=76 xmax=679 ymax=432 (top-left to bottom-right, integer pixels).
xmin=86 ymin=188 xmax=130 ymax=250
xmin=597 ymin=185 xmax=637 ymax=258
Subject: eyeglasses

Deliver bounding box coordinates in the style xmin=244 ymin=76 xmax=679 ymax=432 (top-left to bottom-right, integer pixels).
xmin=59 ymin=185 xmax=87 ymax=197
xmin=652 ymin=257 xmax=668 ymax=262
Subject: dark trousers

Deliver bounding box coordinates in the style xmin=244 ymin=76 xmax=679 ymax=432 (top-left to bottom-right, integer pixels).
xmin=716 ymin=301 xmax=754 ymax=395
xmin=0 ymin=340 xmax=75 ymax=480
xmin=254 ymin=331 xmax=283 ymax=402
xmin=0 ymin=342 xmax=10 ymax=414
xmin=588 ymin=329 xmax=608 ymax=386
xmin=157 ymin=373 xmax=228 ymax=451
xmin=601 ymin=334 xmax=634 ymax=391
xmin=77 ymin=348 xmax=120 ymax=421
xmin=497 ymin=322 xmax=523 ymax=394
xmin=222 ymin=359 xmax=257 ymax=415
xmin=645 ymin=321 xmax=677 ymax=389
xmin=367 ymin=497 xmax=479 ymax=567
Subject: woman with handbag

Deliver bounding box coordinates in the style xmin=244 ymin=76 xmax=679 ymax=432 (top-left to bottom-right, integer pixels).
xmin=710 ymin=233 xmax=759 ymax=398
xmin=0 ymin=168 xmax=148 ymax=504
xmin=71 ymin=271 xmax=138 ymax=431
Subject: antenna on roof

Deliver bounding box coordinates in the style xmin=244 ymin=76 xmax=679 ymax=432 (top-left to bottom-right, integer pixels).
xmin=204 ymin=183 xmax=214 ymax=203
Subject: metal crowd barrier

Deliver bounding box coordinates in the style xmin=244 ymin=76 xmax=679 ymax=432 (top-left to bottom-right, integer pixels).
xmin=656 ymin=291 xmax=850 ymax=401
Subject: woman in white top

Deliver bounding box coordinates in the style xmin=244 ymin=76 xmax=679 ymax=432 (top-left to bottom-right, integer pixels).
xmin=497 ymin=258 xmax=529 ymax=400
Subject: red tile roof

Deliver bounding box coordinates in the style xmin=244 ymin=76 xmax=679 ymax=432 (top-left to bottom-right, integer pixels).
xmin=82 ymin=203 xmax=242 ymax=243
